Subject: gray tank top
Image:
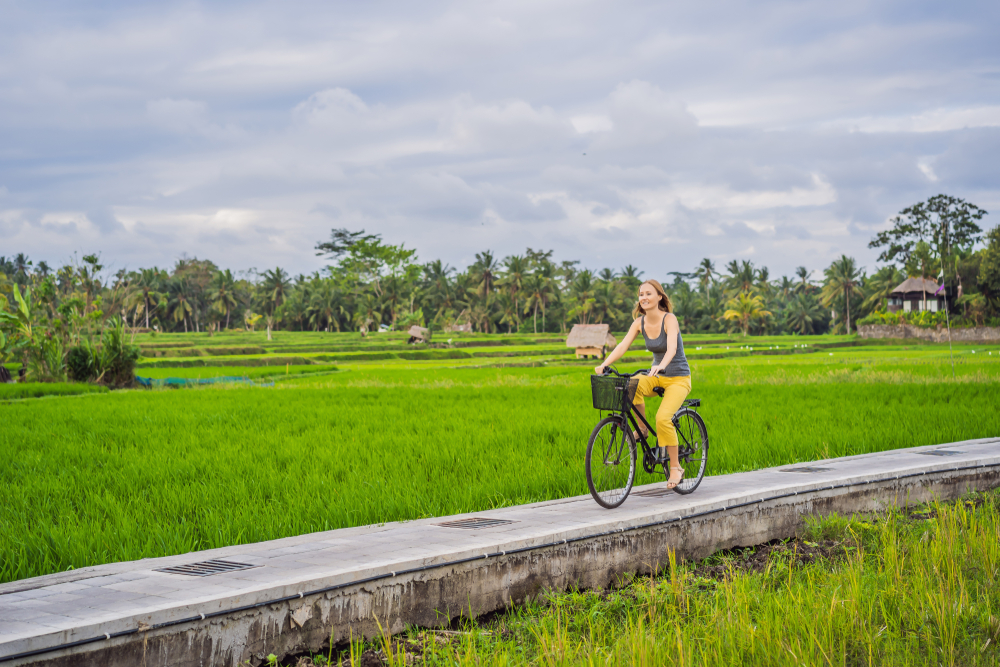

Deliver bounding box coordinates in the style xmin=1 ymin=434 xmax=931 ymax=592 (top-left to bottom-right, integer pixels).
xmin=642 ymin=315 xmax=690 ymax=377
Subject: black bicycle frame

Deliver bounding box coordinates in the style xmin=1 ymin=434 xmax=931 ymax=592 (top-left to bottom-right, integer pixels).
xmin=615 ymin=398 xmax=696 ymax=468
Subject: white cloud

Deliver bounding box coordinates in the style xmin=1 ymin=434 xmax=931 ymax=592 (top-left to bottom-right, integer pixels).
xmin=0 ymin=0 xmax=997 ymax=278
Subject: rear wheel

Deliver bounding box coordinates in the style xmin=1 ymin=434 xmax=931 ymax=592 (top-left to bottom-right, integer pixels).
xmin=586 ymin=417 xmax=637 ymax=509
xmin=671 ymin=408 xmax=708 ymax=495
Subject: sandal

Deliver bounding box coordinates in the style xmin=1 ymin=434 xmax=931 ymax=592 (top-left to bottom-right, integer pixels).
xmin=665 ymin=466 xmax=685 ymax=489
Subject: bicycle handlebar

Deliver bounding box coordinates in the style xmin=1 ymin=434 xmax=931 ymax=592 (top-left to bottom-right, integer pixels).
xmin=599 ymin=366 xmax=649 ymax=379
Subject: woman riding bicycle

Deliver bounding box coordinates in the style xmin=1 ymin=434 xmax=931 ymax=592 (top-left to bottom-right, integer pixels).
xmin=595 ymin=280 xmax=691 ymax=489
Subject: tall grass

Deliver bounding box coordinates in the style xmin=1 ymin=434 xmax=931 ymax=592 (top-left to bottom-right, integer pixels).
xmin=355 ymin=493 xmax=1000 ymax=667
xmin=2 ymin=362 xmax=999 ymax=583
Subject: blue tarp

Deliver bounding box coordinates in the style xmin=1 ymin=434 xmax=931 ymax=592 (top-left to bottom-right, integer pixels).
xmin=135 ymin=376 xmax=273 ymax=388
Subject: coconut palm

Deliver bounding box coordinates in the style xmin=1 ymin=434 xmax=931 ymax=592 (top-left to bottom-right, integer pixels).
xmin=723 ymin=292 xmax=772 ymax=336
xmin=784 ymin=293 xmax=823 ymax=335
xmin=862 ymin=265 xmax=905 ymax=313
xmin=592 ymin=280 xmax=625 ymax=326
xmin=795 ymin=266 xmax=814 ymax=294
xmin=308 ymin=280 xmax=343 ymax=331
xmin=209 ymin=269 xmax=238 ymax=329
xmin=422 ymin=260 xmax=456 ymax=320
xmin=470 ymin=251 xmax=499 ymax=313
xmin=724 ymin=260 xmax=757 ymax=297
xmin=500 ymin=255 xmax=529 ymax=330
xmin=168 ymin=278 xmax=194 ymax=332
xmin=694 ymin=258 xmax=716 ymax=292
xmin=522 ymin=273 xmax=554 ymax=334
xmin=821 ymin=255 xmax=864 ymax=334
xmin=350 ymin=292 xmax=378 ymax=335
xmin=126 ymin=268 xmax=166 ymax=329
xmin=620 ymin=265 xmax=644 ymax=292
xmin=567 ymin=270 xmax=597 ymax=324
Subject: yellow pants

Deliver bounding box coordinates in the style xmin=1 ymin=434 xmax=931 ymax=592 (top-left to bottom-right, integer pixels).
xmin=632 ymin=375 xmax=692 ymax=447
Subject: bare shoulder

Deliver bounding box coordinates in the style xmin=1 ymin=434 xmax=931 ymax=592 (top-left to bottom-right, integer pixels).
xmin=664 ymin=312 xmax=680 ymax=330
xmin=629 ymin=317 xmax=644 ymax=331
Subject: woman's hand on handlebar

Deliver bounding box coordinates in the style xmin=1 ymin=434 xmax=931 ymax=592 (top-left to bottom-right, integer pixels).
xmin=594 ymin=363 xmax=607 ymax=375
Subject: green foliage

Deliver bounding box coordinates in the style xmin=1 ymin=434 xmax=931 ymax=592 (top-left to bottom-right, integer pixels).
xmin=330 ymin=494 xmax=1000 ymax=666
xmin=869 ymin=194 xmax=987 ymax=266
xmin=66 ymin=343 xmax=98 ymax=382
xmin=857 ymin=310 xmax=951 ymax=327
xmin=3 ymin=348 xmax=1000 ymax=583
xmin=0 ymin=382 xmax=107 ymax=400
xmin=96 ymin=317 xmax=140 ymax=387
xmin=979 ymin=224 xmax=1000 ymax=308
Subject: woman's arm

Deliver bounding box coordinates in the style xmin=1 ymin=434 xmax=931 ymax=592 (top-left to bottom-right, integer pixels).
xmin=649 ymin=314 xmax=679 ymax=375
xmin=594 ymin=319 xmax=641 ymax=374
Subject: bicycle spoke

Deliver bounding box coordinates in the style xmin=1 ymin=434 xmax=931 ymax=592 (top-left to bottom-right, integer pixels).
xmin=586 ymin=417 xmax=636 ymax=508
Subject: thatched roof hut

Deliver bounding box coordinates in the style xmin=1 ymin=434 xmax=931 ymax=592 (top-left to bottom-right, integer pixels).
xmin=407 ymin=325 xmax=431 ymax=343
xmin=888 ymin=277 xmax=944 ymax=313
xmin=566 ymin=324 xmax=616 ymax=359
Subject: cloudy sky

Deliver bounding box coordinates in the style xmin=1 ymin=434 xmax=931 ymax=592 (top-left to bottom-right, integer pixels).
xmin=2 ymin=0 xmax=998 ymax=280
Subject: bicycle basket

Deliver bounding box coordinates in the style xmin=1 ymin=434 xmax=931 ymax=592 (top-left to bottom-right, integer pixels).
xmin=590 ymin=375 xmax=640 ymax=411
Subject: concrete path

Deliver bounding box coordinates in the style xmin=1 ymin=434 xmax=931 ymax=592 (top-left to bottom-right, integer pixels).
xmin=2 ymin=437 xmax=999 ymax=666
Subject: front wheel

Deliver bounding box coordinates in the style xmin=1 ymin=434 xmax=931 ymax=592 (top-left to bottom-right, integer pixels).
xmin=671 ymin=408 xmax=708 ymax=495
xmin=586 ymin=417 xmax=637 ymax=509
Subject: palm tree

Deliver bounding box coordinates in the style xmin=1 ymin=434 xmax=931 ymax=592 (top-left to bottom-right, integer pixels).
xmin=470 ymin=251 xmax=499 ymax=312
xmin=168 ymin=278 xmax=194 ymax=332
xmin=694 ymin=258 xmax=716 ymax=292
xmin=260 ymin=267 xmax=290 ymax=314
xmin=497 ymin=293 xmax=519 ymax=333
xmin=723 ymin=292 xmax=772 ymax=336
xmin=500 ymin=255 xmax=528 ymax=331
xmin=13 ymin=253 xmax=32 ymax=284
xmin=125 ymin=268 xmax=165 ymax=329
xmin=862 ymin=265 xmax=904 ymax=313
xmin=381 ymin=274 xmax=406 ymax=329
xmin=821 ymin=255 xmax=864 ymax=334
xmin=592 ymin=280 xmax=625 ymax=326
xmin=795 ymin=267 xmax=814 ymax=294
xmin=620 ymin=265 xmax=644 ymax=292
xmin=784 ymin=294 xmax=822 ymax=335
xmin=567 ymin=270 xmax=597 ymax=324
xmin=308 ymin=280 xmax=342 ymax=331
xmin=522 ymin=273 xmax=554 ymax=334
xmin=352 ymin=292 xmax=382 ymax=336
xmin=209 ymin=269 xmax=238 ymax=329
xmin=423 ymin=260 xmax=456 ymax=321
xmin=724 ymin=260 xmax=757 ymax=297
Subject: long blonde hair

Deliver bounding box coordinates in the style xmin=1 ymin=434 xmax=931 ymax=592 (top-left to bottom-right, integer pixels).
xmin=632 ymin=280 xmax=673 ymax=319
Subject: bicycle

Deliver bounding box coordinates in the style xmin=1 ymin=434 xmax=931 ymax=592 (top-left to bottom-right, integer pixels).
xmin=585 ymin=367 xmax=709 ymax=509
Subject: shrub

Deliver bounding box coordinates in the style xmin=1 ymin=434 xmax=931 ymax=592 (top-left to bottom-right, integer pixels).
xmin=66 ymin=343 xmax=98 ymax=382
xmin=97 ymin=317 xmax=140 ymax=388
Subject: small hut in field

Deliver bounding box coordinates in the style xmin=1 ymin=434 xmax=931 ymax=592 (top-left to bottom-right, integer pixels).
xmin=887 ymin=277 xmax=944 ymax=313
xmin=407 ymin=325 xmax=431 ymax=344
xmin=566 ymin=324 xmax=616 ymax=359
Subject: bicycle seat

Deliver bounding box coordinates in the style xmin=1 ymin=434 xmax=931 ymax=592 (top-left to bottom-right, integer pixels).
xmin=653 ymin=387 xmax=665 ymax=397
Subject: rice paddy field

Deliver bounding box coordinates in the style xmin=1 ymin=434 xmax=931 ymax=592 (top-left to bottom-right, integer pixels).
xmin=2 ymin=330 xmax=1000 ymax=584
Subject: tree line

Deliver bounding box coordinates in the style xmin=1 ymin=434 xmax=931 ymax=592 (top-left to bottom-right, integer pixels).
xmin=1 ymin=195 xmax=999 ymax=378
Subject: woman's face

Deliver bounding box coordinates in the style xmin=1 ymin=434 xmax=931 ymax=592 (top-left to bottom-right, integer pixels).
xmin=638 ymin=283 xmax=659 ymax=312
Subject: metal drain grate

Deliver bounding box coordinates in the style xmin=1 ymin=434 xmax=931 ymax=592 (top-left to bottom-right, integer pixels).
xmin=155 ymin=559 xmax=258 ymax=577
xmin=633 ymin=487 xmax=674 ymax=498
xmin=780 ymin=466 xmax=831 ymax=473
xmin=436 ymin=517 xmax=515 ymax=529
xmin=919 ymin=450 xmax=963 ymax=457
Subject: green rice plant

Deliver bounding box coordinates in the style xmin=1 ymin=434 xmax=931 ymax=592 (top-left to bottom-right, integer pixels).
xmin=2 ymin=361 xmax=999 ymax=583
xmin=0 ymin=382 xmax=108 ymax=400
